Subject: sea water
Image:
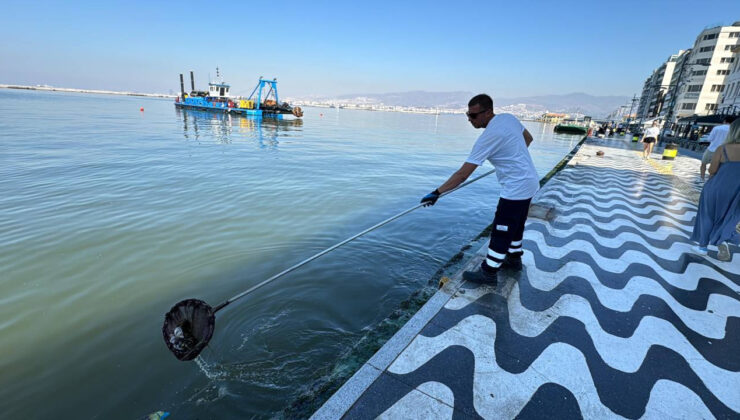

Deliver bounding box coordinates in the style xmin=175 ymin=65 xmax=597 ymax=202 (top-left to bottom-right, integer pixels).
xmin=0 ymin=89 xmax=580 ymax=418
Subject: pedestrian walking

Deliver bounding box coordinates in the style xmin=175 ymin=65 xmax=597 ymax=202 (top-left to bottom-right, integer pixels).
xmin=700 ymin=116 xmax=734 ymax=180
xmin=691 ymin=119 xmax=740 ymax=261
xmin=641 ymin=121 xmax=660 ymax=159
xmin=420 ymin=94 xmax=538 ymax=284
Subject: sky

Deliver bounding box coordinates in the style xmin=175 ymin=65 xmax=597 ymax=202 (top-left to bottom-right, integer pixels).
xmin=1 ymin=0 xmax=739 ymax=98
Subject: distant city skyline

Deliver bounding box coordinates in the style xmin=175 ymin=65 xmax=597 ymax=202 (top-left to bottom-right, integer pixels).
xmin=1 ymin=0 xmax=739 ymax=98
xmin=287 ymin=91 xmax=630 ymax=117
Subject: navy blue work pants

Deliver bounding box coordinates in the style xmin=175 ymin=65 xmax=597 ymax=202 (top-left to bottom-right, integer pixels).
xmin=482 ymin=197 xmax=532 ymax=272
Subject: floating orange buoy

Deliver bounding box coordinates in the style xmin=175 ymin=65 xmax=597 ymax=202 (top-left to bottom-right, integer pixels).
xmin=140 ymin=107 xmax=144 ymax=111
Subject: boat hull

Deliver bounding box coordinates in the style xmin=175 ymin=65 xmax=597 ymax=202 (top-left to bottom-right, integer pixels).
xmin=175 ymin=102 xmax=295 ymax=118
xmin=553 ymin=124 xmax=587 ymax=134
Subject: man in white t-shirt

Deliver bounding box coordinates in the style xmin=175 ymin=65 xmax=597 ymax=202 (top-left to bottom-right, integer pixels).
xmin=700 ymin=116 xmax=733 ymax=180
xmin=420 ymin=94 xmax=538 ymax=285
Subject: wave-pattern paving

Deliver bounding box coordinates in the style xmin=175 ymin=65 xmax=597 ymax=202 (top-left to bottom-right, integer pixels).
xmin=327 ymin=140 xmax=740 ymax=419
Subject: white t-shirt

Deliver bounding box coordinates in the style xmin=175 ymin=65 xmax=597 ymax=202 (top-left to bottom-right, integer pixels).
xmin=466 ymin=113 xmax=539 ymax=200
xmin=645 ymin=127 xmax=660 ymax=138
xmin=707 ymin=124 xmax=730 ymax=152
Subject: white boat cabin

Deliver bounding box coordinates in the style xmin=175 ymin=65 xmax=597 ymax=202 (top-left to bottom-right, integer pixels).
xmin=208 ymin=82 xmax=230 ymax=98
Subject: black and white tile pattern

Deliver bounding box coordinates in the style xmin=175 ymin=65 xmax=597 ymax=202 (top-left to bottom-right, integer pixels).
xmin=315 ymin=139 xmax=740 ymax=419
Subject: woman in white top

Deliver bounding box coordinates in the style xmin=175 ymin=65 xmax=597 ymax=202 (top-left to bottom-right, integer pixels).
xmin=641 ymin=121 xmax=660 ymax=159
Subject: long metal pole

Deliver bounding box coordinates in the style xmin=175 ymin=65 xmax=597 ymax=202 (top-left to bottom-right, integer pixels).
xmin=212 ymin=168 xmax=497 ymax=313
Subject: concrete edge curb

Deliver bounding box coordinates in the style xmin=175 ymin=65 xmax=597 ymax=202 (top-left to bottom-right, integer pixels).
xmin=309 ymin=247 xmax=487 ymax=420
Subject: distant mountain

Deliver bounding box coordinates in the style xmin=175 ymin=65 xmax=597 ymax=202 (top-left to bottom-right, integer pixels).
xmin=295 ymin=91 xmax=630 ymax=117
xmin=335 ymin=90 xmax=471 ymax=109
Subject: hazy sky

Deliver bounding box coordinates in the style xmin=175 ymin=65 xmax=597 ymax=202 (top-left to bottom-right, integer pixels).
xmin=1 ymin=0 xmax=738 ymax=98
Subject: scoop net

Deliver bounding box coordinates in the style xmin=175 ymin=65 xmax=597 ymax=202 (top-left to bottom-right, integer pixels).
xmin=162 ymin=299 xmax=215 ymax=361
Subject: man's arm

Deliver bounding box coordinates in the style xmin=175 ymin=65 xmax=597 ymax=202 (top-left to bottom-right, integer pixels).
xmin=523 ymin=129 xmax=533 ymax=147
xmin=420 ymin=162 xmax=479 ymax=206
xmin=437 ymin=162 xmax=478 ymax=193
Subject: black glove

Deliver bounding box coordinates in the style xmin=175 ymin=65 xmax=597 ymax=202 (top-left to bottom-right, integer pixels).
xmin=421 ymin=189 xmax=441 ymax=207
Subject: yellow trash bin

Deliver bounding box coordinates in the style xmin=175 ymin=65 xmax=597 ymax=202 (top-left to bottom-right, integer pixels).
xmin=662 ymin=143 xmax=678 ymax=160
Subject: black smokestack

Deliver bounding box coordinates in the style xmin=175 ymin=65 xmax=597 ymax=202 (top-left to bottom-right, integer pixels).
xmin=179 ymin=74 xmax=185 ymax=97
xmin=190 ymin=71 xmax=195 ymax=92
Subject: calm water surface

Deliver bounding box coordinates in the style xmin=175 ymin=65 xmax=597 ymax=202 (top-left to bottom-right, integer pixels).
xmin=0 ymin=89 xmax=580 ymax=418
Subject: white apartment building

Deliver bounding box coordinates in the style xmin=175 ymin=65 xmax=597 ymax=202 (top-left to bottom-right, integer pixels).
xmin=660 ymin=50 xmax=691 ymax=121
xmin=637 ymin=51 xmax=681 ymax=120
xmin=668 ymin=22 xmax=740 ymax=121
xmin=719 ymin=44 xmax=740 ymax=113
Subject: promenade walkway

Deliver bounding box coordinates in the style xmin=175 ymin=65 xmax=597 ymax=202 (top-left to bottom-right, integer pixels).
xmin=312 ymin=137 xmax=740 ymax=419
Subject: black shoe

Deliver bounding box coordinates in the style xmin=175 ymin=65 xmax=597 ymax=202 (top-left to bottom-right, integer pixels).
xmin=501 ymin=254 xmax=523 ymax=270
xmin=462 ymin=269 xmax=497 ymax=285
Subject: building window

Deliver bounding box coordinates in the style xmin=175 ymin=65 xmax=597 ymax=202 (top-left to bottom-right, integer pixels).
xmin=706 ymin=103 xmax=718 ymax=111
xmin=730 ymin=32 xmax=740 ymax=38
xmin=687 ymin=84 xmax=702 ymax=92
xmin=717 ymin=69 xmax=730 ymax=75
xmin=726 ymin=45 xmax=735 ymax=50
xmin=703 ymin=33 xmax=718 ymax=40
xmin=699 ymin=46 xmax=715 ymax=52
xmin=720 ymin=57 xmax=735 ymax=63
xmin=692 ymin=69 xmax=707 ymax=76
xmin=682 ymin=103 xmax=697 ymax=110
xmin=695 ymin=58 xmax=711 ymax=65
xmin=711 ymin=84 xmax=725 ymax=92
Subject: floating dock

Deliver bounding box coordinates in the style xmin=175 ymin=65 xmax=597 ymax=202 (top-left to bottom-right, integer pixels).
xmin=554 ymin=123 xmax=588 ymax=134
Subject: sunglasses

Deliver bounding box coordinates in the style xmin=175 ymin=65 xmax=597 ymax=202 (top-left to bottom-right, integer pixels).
xmin=466 ymin=109 xmax=491 ymax=119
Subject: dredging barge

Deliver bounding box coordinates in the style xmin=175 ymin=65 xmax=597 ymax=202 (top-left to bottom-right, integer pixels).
xmin=175 ymin=69 xmax=303 ymax=118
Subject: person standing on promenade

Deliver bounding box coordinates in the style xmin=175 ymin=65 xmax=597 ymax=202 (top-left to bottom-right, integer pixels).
xmin=420 ymin=94 xmax=538 ymax=284
xmin=691 ymin=118 xmax=740 ymax=261
xmin=700 ymin=116 xmax=734 ymax=180
xmin=641 ymin=121 xmax=660 ymax=159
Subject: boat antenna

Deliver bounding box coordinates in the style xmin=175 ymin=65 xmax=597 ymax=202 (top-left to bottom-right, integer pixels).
xmin=161 ymin=168 xmax=497 ymax=361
